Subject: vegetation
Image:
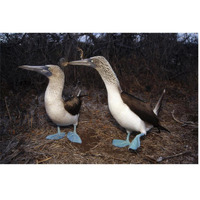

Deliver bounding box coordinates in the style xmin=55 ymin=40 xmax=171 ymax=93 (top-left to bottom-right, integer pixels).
xmin=0 ymin=33 xmax=198 ymax=164
xmin=0 ymin=33 xmax=198 ymax=92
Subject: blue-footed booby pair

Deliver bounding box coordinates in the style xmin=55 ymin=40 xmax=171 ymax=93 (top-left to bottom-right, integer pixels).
xmin=19 ymin=65 xmax=83 ymax=143
xmin=68 ymin=56 xmax=170 ymax=151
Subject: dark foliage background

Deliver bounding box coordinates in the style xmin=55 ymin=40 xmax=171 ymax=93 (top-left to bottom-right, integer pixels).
xmin=0 ymin=33 xmax=198 ymax=95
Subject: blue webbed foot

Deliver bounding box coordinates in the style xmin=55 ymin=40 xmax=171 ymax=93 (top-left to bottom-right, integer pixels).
xmin=129 ymin=133 xmax=145 ymax=150
xmin=112 ymin=131 xmax=131 ymax=148
xmin=46 ymin=126 xmax=65 ymax=140
xmin=112 ymin=139 xmax=130 ymax=147
xmin=67 ymin=132 xmax=82 ymax=144
xmin=46 ymin=132 xmax=66 ymax=140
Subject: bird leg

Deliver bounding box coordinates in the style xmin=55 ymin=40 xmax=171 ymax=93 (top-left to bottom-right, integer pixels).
xmin=128 ymin=133 xmax=145 ymax=150
xmin=112 ymin=131 xmax=131 ymax=148
xmin=46 ymin=126 xmax=66 ymax=140
xmin=67 ymin=125 xmax=82 ymax=144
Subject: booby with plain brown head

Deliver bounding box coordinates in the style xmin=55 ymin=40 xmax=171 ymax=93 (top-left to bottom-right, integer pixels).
xmin=19 ymin=64 xmax=83 ymax=143
xmin=68 ymin=56 xmax=170 ymax=150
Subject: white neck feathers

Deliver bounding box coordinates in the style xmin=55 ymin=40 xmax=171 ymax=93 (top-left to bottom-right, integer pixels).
xmin=45 ymin=77 xmax=64 ymax=102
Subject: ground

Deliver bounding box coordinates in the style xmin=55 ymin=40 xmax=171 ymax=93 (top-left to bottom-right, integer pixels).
xmin=0 ymin=82 xmax=198 ymax=164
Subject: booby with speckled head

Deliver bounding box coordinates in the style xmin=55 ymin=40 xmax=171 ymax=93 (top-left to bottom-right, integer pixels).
xmin=68 ymin=56 xmax=170 ymax=150
xmin=19 ymin=64 xmax=83 ymax=143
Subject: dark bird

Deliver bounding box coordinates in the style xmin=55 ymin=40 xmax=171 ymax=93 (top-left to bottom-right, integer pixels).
xmin=19 ymin=65 xmax=83 ymax=143
xmin=68 ymin=56 xmax=170 ymax=150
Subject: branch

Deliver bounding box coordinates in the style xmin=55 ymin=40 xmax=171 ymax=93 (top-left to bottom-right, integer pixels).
xmin=157 ymin=151 xmax=191 ymax=162
xmin=171 ymin=110 xmax=197 ymax=127
xmin=4 ymin=97 xmax=12 ymax=123
xmin=169 ymin=70 xmax=190 ymax=80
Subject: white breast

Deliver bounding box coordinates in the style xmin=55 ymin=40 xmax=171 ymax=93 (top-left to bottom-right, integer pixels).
xmin=45 ymin=100 xmax=78 ymax=126
xmin=44 ymin=85 xmax=78 ymax=126
xmin=106 ymin=84 xmax=147 ymax=133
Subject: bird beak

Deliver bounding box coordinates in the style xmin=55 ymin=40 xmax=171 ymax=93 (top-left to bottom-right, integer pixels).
xmin=18 ymin=65 xmax=52 ymax=77
xmin=68 ymin=59 xmax=94 ymax=67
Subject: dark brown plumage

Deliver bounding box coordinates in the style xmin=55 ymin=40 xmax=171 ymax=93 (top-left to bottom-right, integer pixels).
xmin=64 ymin=96 xmax=81 ymax=116
xmin=64 ymin=95 xmax=87 ymax=116
xmin=121 ymin=91 xmax=170 ymax=132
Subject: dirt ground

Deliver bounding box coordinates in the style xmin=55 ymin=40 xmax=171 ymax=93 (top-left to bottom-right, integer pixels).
xmin=0 ymin=81 xmax=198 ymax=164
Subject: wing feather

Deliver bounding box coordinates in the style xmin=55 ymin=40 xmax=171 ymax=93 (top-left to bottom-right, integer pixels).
xmin=121 ymin=92 xmax=159 ymax=127
xmin=64 ymin=96 xmax=81 ymax=116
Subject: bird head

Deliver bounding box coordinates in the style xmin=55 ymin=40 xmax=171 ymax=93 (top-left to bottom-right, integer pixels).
xmin=18 ymin=65 xmax=64 ymax=79
xmin=68 ymin=56 xmax=121 ymax=91
xmin=68 ymin=56 xmax=108 ymax=69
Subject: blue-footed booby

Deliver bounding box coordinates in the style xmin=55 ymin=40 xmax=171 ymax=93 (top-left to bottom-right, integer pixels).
xmin=68 ymin=56 xmax=170 ymax=150
xmin=19 ymin=65 xmax=83 ymax=143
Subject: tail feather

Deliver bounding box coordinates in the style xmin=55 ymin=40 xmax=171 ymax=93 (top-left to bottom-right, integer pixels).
xmin=78 ymin=94 xmax=88 ymax=99
xmin=77 ymin=90 xmax=81 ymax=97
xmin=158 ymin=125 xmax=170 ymax=133
xmin=153 ymin=89 xmax=166 ymax=115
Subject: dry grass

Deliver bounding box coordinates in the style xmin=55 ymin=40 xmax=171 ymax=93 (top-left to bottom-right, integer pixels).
xmin=0 ymin=83 xmax=198 ymax=164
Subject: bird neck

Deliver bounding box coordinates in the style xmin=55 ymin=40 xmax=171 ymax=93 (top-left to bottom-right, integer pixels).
xmin=105 ymin=83 xmax=122 ymax=99
xmin=99 ymin=72 xmax=123 ymax=105
xmin=96 ymin=64 xmax=122 ymax=93
xmin=45 ymin=77 xmax=64 ymax=102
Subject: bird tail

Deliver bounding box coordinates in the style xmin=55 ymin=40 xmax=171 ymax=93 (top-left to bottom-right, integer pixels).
xmin=77 ymin=90 xmax=88 ymax=99
xmin=153 ymin=89 xmax=166 ymax=116
xmin=158 ymin=124 xmax=170 ymax=133
xmin=77 ymin=90 xmax=81 ymax=97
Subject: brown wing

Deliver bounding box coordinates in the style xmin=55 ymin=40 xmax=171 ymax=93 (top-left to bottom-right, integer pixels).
xmin=64 ymin=96 xmax=82 ymax=116
xmin=121 ymin=91 xmax=160 ymax=127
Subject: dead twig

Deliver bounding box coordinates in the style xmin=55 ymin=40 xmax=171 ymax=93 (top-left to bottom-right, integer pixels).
xmin=171 ymin=110 xmax=183 ymax=124
xmin=171 ymin=110 xmax=197 ymax=127
xmin=4 ymin=97 xmax=12 ymax=122
xmin=90 ymin=143 xmax=100 ymax=150
xmin=157 ymin=151 xmax=191 ymax=162
xmin=169 ymin=70 xmax=190 ymax=80
xmin=30 ymin=116 xmax=33 ymax=128
xmin=37 ymin=157 xmax=52 ymax=164
xmin=144 ymin=155 xmax=157 ymax=163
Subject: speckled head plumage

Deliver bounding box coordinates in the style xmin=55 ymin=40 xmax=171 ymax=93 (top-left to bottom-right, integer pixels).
xmin=89 ymin=56 xmax=117 ymax=82
xmin=68 ymin=56 xmax=122 ymax=92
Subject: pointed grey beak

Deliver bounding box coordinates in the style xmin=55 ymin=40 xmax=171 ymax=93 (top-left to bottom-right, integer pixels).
xmin=18 ymin=65 xmax=52 ymax=77
xmin=68 ymin=59 xmax=95 ymax=67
